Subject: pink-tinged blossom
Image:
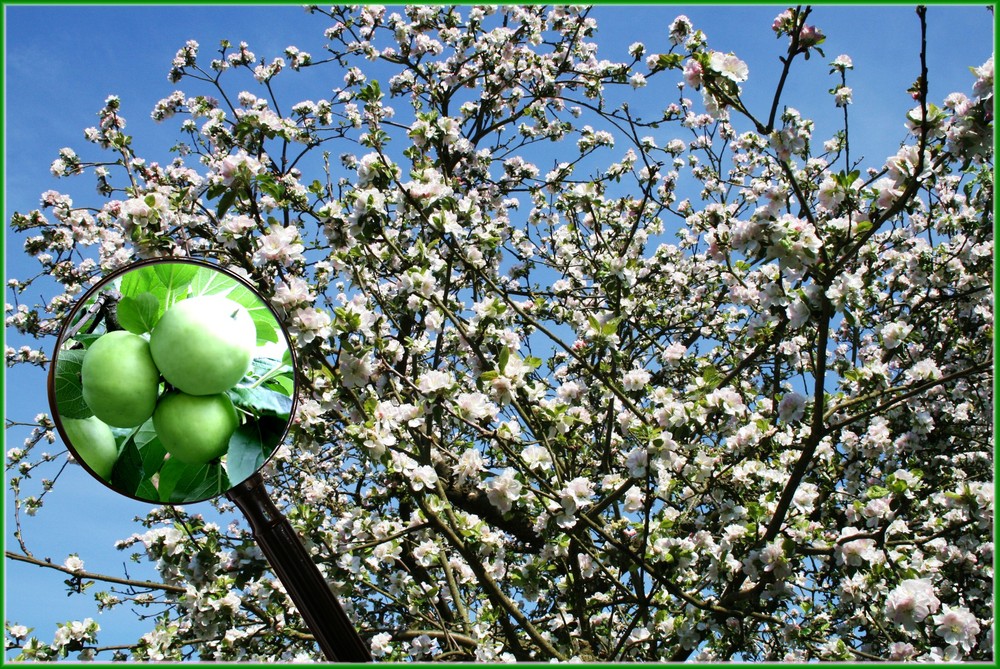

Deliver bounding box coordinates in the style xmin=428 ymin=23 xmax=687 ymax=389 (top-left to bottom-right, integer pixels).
xmin=683 ymin=59 xmax=703 ymax=89
xmin=835 ymin=527 xmax=879 ymax=566
xmin=772 ymin=9 xmax=795 ymax=35
xmin=785 ymin=298 xmax=811 ymax=329
xmin=817 ymin=175 xmax=844 ymax=211
xmin=797 ymin=24 xmax=825 ymax=50
xmin=272 ymin=275 xmax=315 ymax=309
xmin=668 ymin=15 xmax=692 ymax=45
xmin=455 ymin=448 xmax=484 ymax=485
xmin=521 ymin=444 xmax=552 ymax=471
xmin=216 ymin=150 xmax=263 ymax=186
xmin=777 ymin=392 xmax=806 ymax=423
xmin=290 ymin=307 xmax=332 ymax=345
xmin=455 ymin=392 xmax=498 ymax=422
xmin=833 ymin=85 xmax=853 ymax=107
xmin=216 ymin=214 xmax=256 ymax=248
xmin=885 ymin=578 xmax=941 ymax=630
xmin=485 ymin=468 xmax=522 ymax=513
xmin=556 ymin=379 xmax=586 ymax=402
xmin=932 ymin=605 xmax=980 ymax=651
xmin=905 ymin=358 xmax=942 ymax=382
xmin=254 ymin=225 xmax=304 ymax=266
xmin=759 ymin=540 xmax=790 ymax=578
xmin=416 ymin=369 xmax=455 ymax=395
xmin=709 ymin=51 xmax=749 ymax=83
xmin=831 ymin=54 xmax=853 ymax=70
xmin=412 ymin=539 xmax=440 ymax=567
xmin=63 ymin=555 xmax=85 ymax=573
xmin=623 ymin=487 xmax=644 ymax=513
xmin=369 ymin=632 xmax=393 ymax=658
xmin=943 ymin=92 xmax=974 ymax=116
xmin=560 ymin=477 xmax=595 ymax=516
xmin=880 ymin=320 xmax=913 ymax=349
xmin=972 ymin=55 xmax=993 ymax=100
xmin=888 ymin=642 xmax=916 ymax=661
xmin=871 ymin=177 xmax=902 ymax=209
xmin=622 ymin=368 xmax=651 ymax=392
xmin=624 ymin=446 xmax=647 ymax=478
xmin=661 ymin=341 xmax=687 ymax=365
xmin=410 ymin=465 xmax=439 ymax=492
xmin=338 ymin=352 xmax=371 ymax=388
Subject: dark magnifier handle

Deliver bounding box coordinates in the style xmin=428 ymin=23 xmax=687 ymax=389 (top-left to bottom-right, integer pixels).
xmin=227 ymin=473 xmax=372 ymax=663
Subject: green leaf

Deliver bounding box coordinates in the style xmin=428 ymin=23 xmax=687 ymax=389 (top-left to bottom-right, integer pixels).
xmin=159 ymin=460 xmax=230 ymax=504
xmin=216 ymin=188 xmax=238 ymax=218
xmin=228 ymin=385 xmax=293 ymax=421
xmin=116 ymin=292 xmax=161 ymax=334
xmin=153 ymin=263 xmax=198 ymax=294
xmin=119 ymin=265 xmax=158 ymax=298
xmin=866 ymin=485 xmax=891 ymax=500
xmin=54 ymin=349 xmax=93 ymax=420
xmin=264 ymin=375 xmax=295 ymax=395
xmin=155 ymin=458 xmax=189 ymax=503
xmin=180 ymin=465 xmax=230 ymax=502
xmin=187 ymin=265 xmax=235 ymax=297
xmin=701 ymin=364 xmax=721 ymax=389
xmin=250 ymin=356 xmax=285 ymax=377
xmin=225 ymin=421 xmax=275 ymax=484
xmin=498 ymin=346 xmax=510 ymax=374
xmin=133 ymin=421 xmax=168 ymax=475
xmin=71 ymin=333 xmax=104 ymax=348
xmin=135 ymin=479 xmax=160 ymax=500
xmin=110 ymin=439 xmax=144 ymax=495
xmin=656 ymin=53 xmax=683 ymax=70
xmin=251 ymin=310 xmax=279 ymax=344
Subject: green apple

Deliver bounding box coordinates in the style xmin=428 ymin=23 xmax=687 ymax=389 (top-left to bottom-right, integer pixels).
xmin=81 ymin=330 xmax=161 ymax=428
xmin=153 ymin=391 xmax=239 ymax=465
xmin=149 ymin=295 xmax=256 ymax=396
xmin=61 ymin=415 xmax=118 ymax=482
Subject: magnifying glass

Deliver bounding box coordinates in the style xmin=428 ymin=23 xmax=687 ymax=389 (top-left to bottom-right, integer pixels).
xmin=46 ymin=258 xmax=371 ymax=663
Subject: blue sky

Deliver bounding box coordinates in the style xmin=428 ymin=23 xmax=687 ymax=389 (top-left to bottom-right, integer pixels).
xmin=4 ymin=3 xmax=994 ymax=658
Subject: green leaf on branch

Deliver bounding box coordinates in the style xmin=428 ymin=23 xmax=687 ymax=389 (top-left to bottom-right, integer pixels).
xmin=228 ymin=385 xmax=293 ymax=421
xmin=206 ymin=183 xmax=227 ymax=200
xmin=182 ymin=465 xmax=231 ymax=502
xmin=54 ymin=349 xmax=93 ymax=420
xmin=110 ymin=439 xmax=145 ymax=496
xmin=656 ymin=53 xmax=683 ymax=71
xmin=188 ymin=265 xmax=233 ymax=297
xmin=133 ymin=420 xmax=167 ymax=475
xmin=162 ymin=462 xmax=230 ymax=503
xmin=225 ymin=418 xmax=284 ymax=484
xmin=498 ymin=346 xmax=510 ymax=374
xmin=153 ymin=263 xmax=198 ymax=295
xmin=116 ymin=292 xmax=161 ymax=334
xmin=216 ymin=187 xmax=239 ymax=218
xmin=119 ymin=266 xmax=158 ymax=299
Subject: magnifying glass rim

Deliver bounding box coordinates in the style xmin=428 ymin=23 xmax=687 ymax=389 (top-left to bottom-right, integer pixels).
xmin=46 ymin=257 xmax=300 ymax=505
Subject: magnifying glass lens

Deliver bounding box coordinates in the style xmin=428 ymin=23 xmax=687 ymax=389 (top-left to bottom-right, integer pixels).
xmin=49 ymin=259 xmax=296 ymax=505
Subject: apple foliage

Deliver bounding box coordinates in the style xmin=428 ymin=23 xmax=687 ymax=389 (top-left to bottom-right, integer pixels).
xmin=5 ymin=5 xmax=994 ymax=662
